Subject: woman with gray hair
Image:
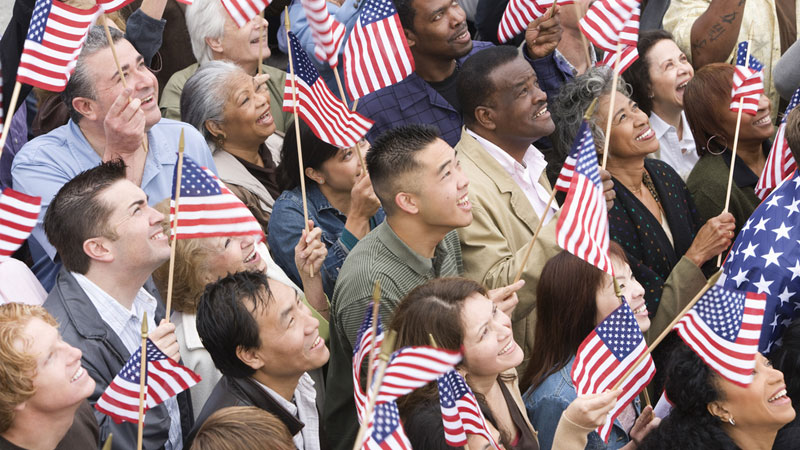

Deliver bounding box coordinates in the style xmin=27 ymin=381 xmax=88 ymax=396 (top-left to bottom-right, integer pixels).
xmin=551 ymin=66 xmax=734 ymax=321
xmin=181 ymin=61 xmax=282 ymax=218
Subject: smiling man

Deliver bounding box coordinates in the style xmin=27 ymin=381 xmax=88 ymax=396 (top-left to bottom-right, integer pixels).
xmin=43 ymin=160 xmax=192 ymax=450
xmin=12 ymin=25 xmax=217 ymax=291
xmin=189 ymin=270 xmax=330 ymax=450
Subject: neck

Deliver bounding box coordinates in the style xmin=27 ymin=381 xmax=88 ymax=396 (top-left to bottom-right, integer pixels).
xmin=224 ymin=142 xmax=263 ymax=166
xmin=78 ymin=121 xmax=147 ymax=186
xmin=82 ymin=266 xmax=152 ymax=310
xmin=652 ymin=104 xmax=684 ymax=139
xmin=385 ymin=216 xmax=449 ymax=259
xmin=2 ymin=405 xmax=77 ymax=450
xmin=318 ymin=184 xmax=352 ymax=215
xmin=252 ymin=372 xmax=301 ymax=403
xmin=557 ymin=27 xmax=592 ymax=74
xmin=467 ymin=372 xmax=498 ymax=396
xmin=413 ymin=52 xmax=457 ymax=83
xmin=606 ymin=156 xmax=645 ymax=191
xmin=735 ymin=140 xmax=766 ymax=174
xmin=471 ymin=127 xmax=532 ymax=164
xmin=727 ymin=425 xmax=777 ymax=450
xmin=214 ymin=54 xmax=258 ymax=75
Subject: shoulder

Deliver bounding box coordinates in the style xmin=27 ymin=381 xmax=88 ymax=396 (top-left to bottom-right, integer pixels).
xmin=272 ymin=187 xmax=304 ymax=208
xmin=14 ymin=124 xmax=73 ymax=166
xmin=645 ymin=158 xmax=685 ymax=185
xmin=262 ymin=64 xmax=287 ymax=82
xmin=686 ymin=155 xmax=727 ymax=190
xmin=166 ymin=64 xmax=199 ymax=88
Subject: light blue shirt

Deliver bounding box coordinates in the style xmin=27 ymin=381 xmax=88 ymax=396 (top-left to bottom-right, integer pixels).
xmin=71 ymin=273 xmax=184 ymax=450
xmin=11 ymin=118 xmax=217 ymax=290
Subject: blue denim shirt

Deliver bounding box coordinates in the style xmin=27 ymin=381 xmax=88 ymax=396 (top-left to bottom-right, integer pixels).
xmin=268 ymin=183 xmax=385 ymax=297
xmin=523 ymin=357 xmax=639 ymax=450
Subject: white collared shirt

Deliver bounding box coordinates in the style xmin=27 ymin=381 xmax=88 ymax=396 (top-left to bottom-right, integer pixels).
xmin=257 ymin=373 xmax=320 ymax=450
xmin=71 ymin=273 xmax=184 ymax=450
xmin=649 ymin=111 xmax=698 ymax=181
xmin=467 ymin=129 xmax=557 ymax=223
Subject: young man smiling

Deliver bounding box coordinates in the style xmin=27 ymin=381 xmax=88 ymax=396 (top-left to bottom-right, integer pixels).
xmin=190 ymin=271 xmax=330 ymax=450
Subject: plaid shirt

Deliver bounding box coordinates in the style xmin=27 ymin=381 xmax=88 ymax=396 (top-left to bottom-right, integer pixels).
xmin=356 ymin=41 xmax=493 ymax=147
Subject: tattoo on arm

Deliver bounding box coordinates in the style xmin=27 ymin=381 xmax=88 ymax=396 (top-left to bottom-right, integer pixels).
xmin=720 ymin=12 xmax=736 ymax=23
xmin=708 ymin=23 xmax=726 ymax=41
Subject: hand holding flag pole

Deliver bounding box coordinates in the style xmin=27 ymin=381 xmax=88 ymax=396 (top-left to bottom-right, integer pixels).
xmin=285 ymin=10 xmax=314 ymax=278
xmin=352 ymin=330 xmax=398 ymax=450
xmin=136 ymin=312 xmax=148 ymax=450
xmin=164 ymin=130 xmax=185 ymax=321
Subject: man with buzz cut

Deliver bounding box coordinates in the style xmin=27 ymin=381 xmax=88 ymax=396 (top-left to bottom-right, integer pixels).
xmin=12 ymin=25 xmax=216 ymax=291
xmin=43 ymin=160 xmax=192 ymax=450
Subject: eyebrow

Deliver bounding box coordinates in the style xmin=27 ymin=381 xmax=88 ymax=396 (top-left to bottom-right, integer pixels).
xmin=613 ymin=100 xmax=632 ymax=121
xmin=112 ymin=55 xmax=145 ymax=82
xmin=437 ymin=158 xmax=452 ymax=175
xmin=128 ymin=199 xmax=146 ymax=210
xmin=430 ymin=4 xmax=448 ymax=19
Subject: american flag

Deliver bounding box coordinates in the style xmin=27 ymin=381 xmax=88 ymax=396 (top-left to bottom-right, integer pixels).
xmin=438 ymin=370 xmax=500 ymax=449
xmin=497 ymin=0 xmax=574 ymax=44
xmin=221 ymin=0 xmax=269 ymax=28
xmin=373 ymin=346 xmax=462 ymax=404
xmin=0 ymin=189 xmax=41 ymax=261
xmin=284 ymin=32 xmax=373 ymax=148
xmin=16 ymin=0 xmax=100 ymax=92
xmin=300 ymin=0 xmax=346 ymax=68
xmin=342 ymin=0 xmax=415 ymax=101
xmin=555 ymin=120 xmax=614 ymax=275
xmin=755 ymin=87 xmax=799 ymax=200
xmin=722 ymin=171 xmax=800 ymax=354
xmin=94 ymin=0 xmax=135 ymax=13
xmin=361 ymin=401 xmax=412 ymax=450
xmin=730 ymin=41 xmax=765 ymax=116
xmin=673 ymin=284 xmax=766 ymax=386
xmin=170 ymin=155 xmax=264 ymax=241
xmin=95 ymin=338 xmax=201 ymax=424
xmin=571 ymin=301 xmax=655 ymax=442
xmin=579 ymin=0 xmax=639 ymax=52
xmin=598 ymin=8 xmax=639 ymax=74
xmin=353 ymin=304 xmax=384 ymax=421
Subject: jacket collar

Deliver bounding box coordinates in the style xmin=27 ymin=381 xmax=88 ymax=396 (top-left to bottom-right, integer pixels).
xmin=226 ymin=376 xmax=307 ymax=436
xmin=212 ymin=148 xmax=276 ymax=212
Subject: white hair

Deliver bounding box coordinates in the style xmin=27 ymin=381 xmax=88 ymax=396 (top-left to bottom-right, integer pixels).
xmin=185 ymin=0 xmax=228 ymax=64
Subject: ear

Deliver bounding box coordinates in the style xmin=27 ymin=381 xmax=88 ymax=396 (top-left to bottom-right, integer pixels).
xmin=404 ymin=28 xmax=416 ymax=49
xmin=236 ymin=345 xmax=265 ymax=371
xmin=474 ymin=105 xmax=497 ymax=131
xmin=82 ymin=237 xmax=114 ymax=264
xmin=205 ymin=36 xmax=225 ymax=55
xmin=13 ymin=401 xmax=26 ymax=413
xmin=706 ymin=401 xmax=731 ymax=423
xmin=305 ymin=167 xmax=325 ymax=185
xmin=204 ymin=119 xmax=225 ymax=140
xmin=71 ymin=97 xmax=99 ymax=122
xmin=395 ymin=191 xmax=419 ymax=215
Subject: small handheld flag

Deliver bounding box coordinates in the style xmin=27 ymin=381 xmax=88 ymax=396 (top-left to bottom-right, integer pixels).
xmin=579 ymin=0 xmax=639 ymax=52
xmin=730 ymin=41 xmax=765 ymax=116
xmin=438 ymin=370 xmax=500 ymax=449
xmin=0 ymin=189 xmax=41 ymax=261
xmin=300 ymin=0 xmax=347 ymax=67
xmin=755 ymin=87 xmax=799 ymax=200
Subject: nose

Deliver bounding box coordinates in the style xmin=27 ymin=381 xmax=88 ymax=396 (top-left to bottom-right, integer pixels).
xmin=532 ymin=85 xmax=548 ymax=105
xmin=241 ymin=234 xmax=256 ymax=248
xmin=451 ymin=2 xmax=466 ymax=26
xmin=303 ymin=306 xmax=320 ymax=334
xmin=631 ymin=277 xmax=645 ymax=301
xmin=757 ymin=94 xmax=771 ymax=112
xmin=634 ymin=107 xmax=649 ymax=126
xmin=150 ymin=206 xmax=165 ymax=225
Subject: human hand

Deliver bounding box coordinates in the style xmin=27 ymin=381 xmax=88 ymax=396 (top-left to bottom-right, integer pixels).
xmin=349 ymin=173 xmax=381 ymax=221
xmin=103 ymin=87 xmax=146 ymax=157
xmin=295 ymin=220 xmax=328 ymax=279
xmin=563 ymin=389 xmax=621 ymax=430
xmin=629 ymin=405 xmax=660 ymax=447
xmin=487 ymin=280 xmax=524 ymax=317
xmin=684 ymin=212 xmax=735 ymax=266
xmin=149 ymin=319 xmax=180 ymax=363
xmin=525 ymin=5 xmax=563 ymax=59
xmin=599 ymin=169 xmax=616 ymax=210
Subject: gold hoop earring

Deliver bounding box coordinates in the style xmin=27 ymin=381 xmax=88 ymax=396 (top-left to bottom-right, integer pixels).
xmin=705 ymin=135 xmax=727 ymax=156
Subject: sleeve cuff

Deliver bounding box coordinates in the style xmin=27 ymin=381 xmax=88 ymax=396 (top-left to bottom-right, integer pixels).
xmin=339 ymin=228 xmax=360 ymax=252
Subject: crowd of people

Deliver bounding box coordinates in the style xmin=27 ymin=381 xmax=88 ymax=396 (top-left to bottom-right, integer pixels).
xmin=2 ymin=0 xmax=800 ymax=448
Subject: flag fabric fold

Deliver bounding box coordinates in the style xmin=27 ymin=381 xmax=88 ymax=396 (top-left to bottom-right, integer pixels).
xmin=579 ymin=0 xmax=639 ymax=52
xmin=598 ymin=8 xmax=639 ymax=74
xmin=571 ymin=301 xmax=655 ymax=442
xmin=361 ymin=401 xmax=413 ymax=449
xmin=730 ymin=41 xmax=765 ymax=116
xmin=17 ymin=0 xmax=100 ymax=92
xmin=95 ymin=338 xmax=201 ymax=424
xmin=342 ymin=0 xmax=414 ymax=101
xmin=0 ymin=188 xmax=41 ymax=261
xmin=555 ymin=120 xmax=614 ymax=275
xmin=373 ymin=346 xmax=462 ymax=404
xmin=284 ymin=31 xmax=373 ymax=148
xmin=673 ymin=284 xmax=766 ymax=386
xmin=755 ymin=86 xmax=799 ymax=200
xmin=353 ymin=304 xmax=384 ymax=421
xmin=300 ymin=0 xmax=347 ymax=67
xmin=221 ymin=0 xmax=270 ymax=28
xmin=170 ymin=155 xmax=264 ymax=241
xmin=438 ymin=370 xmax=500 ymax=449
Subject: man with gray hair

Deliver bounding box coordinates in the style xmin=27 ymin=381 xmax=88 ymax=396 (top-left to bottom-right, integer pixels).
xmin=11 ymin=26 xmax=217 ymax=291
xmin=159 ymin=0 xmax=292 ymax=149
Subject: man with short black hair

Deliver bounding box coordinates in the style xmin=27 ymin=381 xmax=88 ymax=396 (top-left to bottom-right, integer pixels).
xmin=190 ymin=270 xmax=329 ymax=450
xmin=12 ymin=25 xmax=216 ymax=291
xmin=43 ymin=160 xmax=192 ymax=450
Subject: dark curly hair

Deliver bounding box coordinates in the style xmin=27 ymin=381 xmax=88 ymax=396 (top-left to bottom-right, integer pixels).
xmin=638 ymin=343 xmax=739 ymax=450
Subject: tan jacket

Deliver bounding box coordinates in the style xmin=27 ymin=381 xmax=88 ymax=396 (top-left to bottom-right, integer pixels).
xmin=213 ymin=149 xmax=276 ymax=215
xmin=456 ymin=130 xmax=562 ymax=371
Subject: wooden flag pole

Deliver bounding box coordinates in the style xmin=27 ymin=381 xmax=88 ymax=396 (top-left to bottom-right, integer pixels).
xmin=549 ymin=0 xmax=559 ymax=19
xmin=352 ymin=330 xmax=398 ymax=450
xmin=0 ymin=82 xmax=22 ymax=151
xmin=286 ymin=9 xmax=314 ymax=278
xmin=258 ymin=10 xmax=265 ymax=76
xmin=101 ymin=434 xmax=113 ymax=450
xmin=716 ymin=35 xmax=752 ymax=267
xmin=610 ymin=271 xmax=722 ymax=391
xmin=333 ymin=69 xmax=367 ymax=174
xmin=600 ymin=41 xmax=623 ymax=170
xmin=364 ymin=280 xmax=381 ymax=398
xmin=513 ymin=98 xmax=598 ymax=283
xmin=100 ymin=15 xmax=148 ymax=154
xmin=164 ymin=129 xmax=185 ymax=321
xmin=136 ymin=312 xmax=149 ymax=450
